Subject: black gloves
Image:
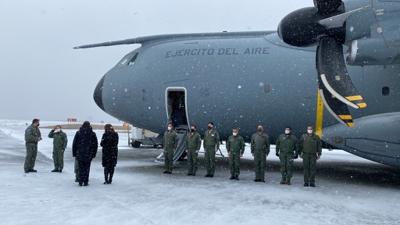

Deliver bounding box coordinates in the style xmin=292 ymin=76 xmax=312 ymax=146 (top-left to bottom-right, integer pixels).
xmin=276 ymin=152 xmax=279 ymax=157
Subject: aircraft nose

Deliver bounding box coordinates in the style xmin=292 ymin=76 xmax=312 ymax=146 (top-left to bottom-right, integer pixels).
xmin=93 ymin=74 xmax=105 ymax=111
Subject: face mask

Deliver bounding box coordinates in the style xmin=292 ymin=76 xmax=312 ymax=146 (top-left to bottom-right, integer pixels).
xmin=208 ymin=126 xmax=212 ymax=130
xmin=167 ymin=127 xmax=172 ymax=131
xmin=307 ymin=129 xmax=313 ymax=134
xmin=55 ymin=129 xmax=61 ymax=132
xmin=191 ymin=129 xmax=195 ymax=133
xmin=258 ymin=128 xmax=262 ymax=132
xmin=285 ymin=130 xmax=290 ymax=134
xmin=233 ymin=132 xmax=237 ymax=136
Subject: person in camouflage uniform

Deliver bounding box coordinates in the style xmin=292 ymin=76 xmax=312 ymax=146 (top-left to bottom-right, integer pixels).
xmin=162 ymin=123 xmax=178 ymax=174
xmin=185 ymin=125 xmax=201 ymax=176
xmin=226 ymin=128 xmax=245 ymax=180
xmin=275 ymin=126 xmax=299 ymax=185
xmin=203 ymin=122 xmax=220 ymax=178
xmin=299 ymin=126 xmax=322 ymax=187
xmin=24 ymin=119 xmax=42 ymax=173
xmin=251 ymin=125 xmax=270 ymax=182
xmin=48 ymin=125 xmax=68 ymax=173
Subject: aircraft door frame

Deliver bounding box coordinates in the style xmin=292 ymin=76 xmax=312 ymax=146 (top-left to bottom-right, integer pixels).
xmin=165 ymin=87 xmax=190 ymax=129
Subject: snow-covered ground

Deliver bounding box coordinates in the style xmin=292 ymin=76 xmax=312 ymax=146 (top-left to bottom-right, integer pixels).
xmin=1 ymin=120 xmax=399 ymax=225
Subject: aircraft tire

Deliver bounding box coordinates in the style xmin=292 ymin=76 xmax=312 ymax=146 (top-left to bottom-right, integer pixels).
xmin=132 ymin=141 xmax=141 ymax=148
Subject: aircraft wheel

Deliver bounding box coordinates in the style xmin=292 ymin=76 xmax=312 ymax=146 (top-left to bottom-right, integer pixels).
xmin=131 ymin=141 xmax=141 ymax=148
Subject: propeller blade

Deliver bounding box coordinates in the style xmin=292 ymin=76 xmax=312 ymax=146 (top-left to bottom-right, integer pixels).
xmin=316 ymin=37 xmax=366 ymax=109
xmin=318 ymin=80 xmax=354 ymax=127
xmin=318 ymin=5 xmax=371 ymax=29
xmin=313 ymin=0 xmax=342 ymax=14
xmin=316 ymin=43 xmax=354 ymax=127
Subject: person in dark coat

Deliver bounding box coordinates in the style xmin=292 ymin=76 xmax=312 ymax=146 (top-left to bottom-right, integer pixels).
xmin=100 ymin=124 xmax=119 ymax=184
xmin=72 ymin=121 xmax=98 ymax=186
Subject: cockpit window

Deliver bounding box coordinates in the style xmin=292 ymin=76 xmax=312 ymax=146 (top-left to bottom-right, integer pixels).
xmin=128 ymin=53 xmax=138 ymax=66
xmin=118 ymin=52 xmax=139 ymax=67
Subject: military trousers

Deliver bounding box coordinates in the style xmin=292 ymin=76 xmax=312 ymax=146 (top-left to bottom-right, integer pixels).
xmin=164 ymin=147 xmax=174 ymax=172
xmin=52 ymin=148 xmax=64 ymax=170
xmin=24 ymin=143 xmax=37 ymax=171
xmin=302 ymin=153 xmax=317 ymax=183
xmin=280 ymin=153 xmax=294 ymax=180
xmin=187 ymin=149 xmax=198 ymax=174
xmin=204 ymin=147 xmax=216 ymax=175
xmin=254 ymin=151 xmax=266 ymax=181
xmin=78 ymin=160 xmax=92 ymax=184
xmin=229 ymin=153 xmax=241 ymax=176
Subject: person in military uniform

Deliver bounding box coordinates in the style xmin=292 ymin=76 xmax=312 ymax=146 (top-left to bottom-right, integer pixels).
xmin=251 ymin=125 xmax=270 ymax=182
xmin=299 ymin=126 xmax=322 ymax=187
xmin=226 ymin=128 xmax=245 ymax=180
xmin=184 ymin=125 xmax=201 ymax=176
xmin=48 ymin=125 xmax=68 ymax=173
xmin=203 ymin=122 xmax=220 ymax=177
xmin=162 ymin=123 xmax=178 ymax=174
xmin=24 ymin=118 xmax=42 ymax=173
xmin=275 ymin=126 xmax=299 ymax=185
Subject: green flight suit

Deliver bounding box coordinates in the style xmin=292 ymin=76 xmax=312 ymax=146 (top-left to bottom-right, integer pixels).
xmin=299 ymin=133 xmax=322 ymax=184
xmin=185 ymin=132 xmax=201 ymax=174
xmin=24 ymin=124 xmax=41 ymax=172
xmin=163 ymin=130 xmax=178 ymax=172
xmin=276 ymin=134 xmax=299 ymax=181
xmin=251 ymin=132 xmax=270 ymax=181
xmin=226 ymin=135 xmax=245 ymax=177
xmin=203 ymin=129 xmax=220 ymax=175
xmin=48 ymin=130 xmax=68 ymax=170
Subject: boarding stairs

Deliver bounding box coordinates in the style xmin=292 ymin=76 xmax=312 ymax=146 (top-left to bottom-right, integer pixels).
xmin=155 ymin=125 xmax=189 ymax=163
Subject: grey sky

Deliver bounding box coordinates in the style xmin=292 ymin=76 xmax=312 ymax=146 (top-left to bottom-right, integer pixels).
xmin=0 ymin=0 xmax=312 ymax=123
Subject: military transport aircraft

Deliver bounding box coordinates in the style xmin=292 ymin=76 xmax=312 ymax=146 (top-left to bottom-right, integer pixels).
xmin=74 ymin=0 xmax=400 ymax=167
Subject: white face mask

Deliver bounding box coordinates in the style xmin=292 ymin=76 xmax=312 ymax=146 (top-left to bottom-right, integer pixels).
xmin=285 ymin=130 xmax=290 ymax=134
xmin=55 ymin=129 xmax=61 ymax=132
xmin=232 ymin=132 xmax=237 ymax=136
xmin=167 ymin=127 xmax=172 ymax=131
xmin=307 ymin=129 xmax=313 ymax=134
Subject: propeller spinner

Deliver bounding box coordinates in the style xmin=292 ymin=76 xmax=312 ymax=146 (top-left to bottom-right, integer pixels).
xmin=278 ymin=0 xmax=369 ymax=126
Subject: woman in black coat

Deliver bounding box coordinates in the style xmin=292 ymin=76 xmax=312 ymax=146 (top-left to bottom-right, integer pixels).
xmin=100 ymin=124 xmax=119 ymax=184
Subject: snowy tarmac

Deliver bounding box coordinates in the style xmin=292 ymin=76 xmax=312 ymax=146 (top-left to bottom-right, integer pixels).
xmin=1 ymin=120 xmax=400 ymax=225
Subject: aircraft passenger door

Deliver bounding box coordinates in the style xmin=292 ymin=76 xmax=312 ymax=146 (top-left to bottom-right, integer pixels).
xmin=165 ymin=87 xmax=189 ymax=129
xmin=156 ymin=88 xmax=189 ymax=163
